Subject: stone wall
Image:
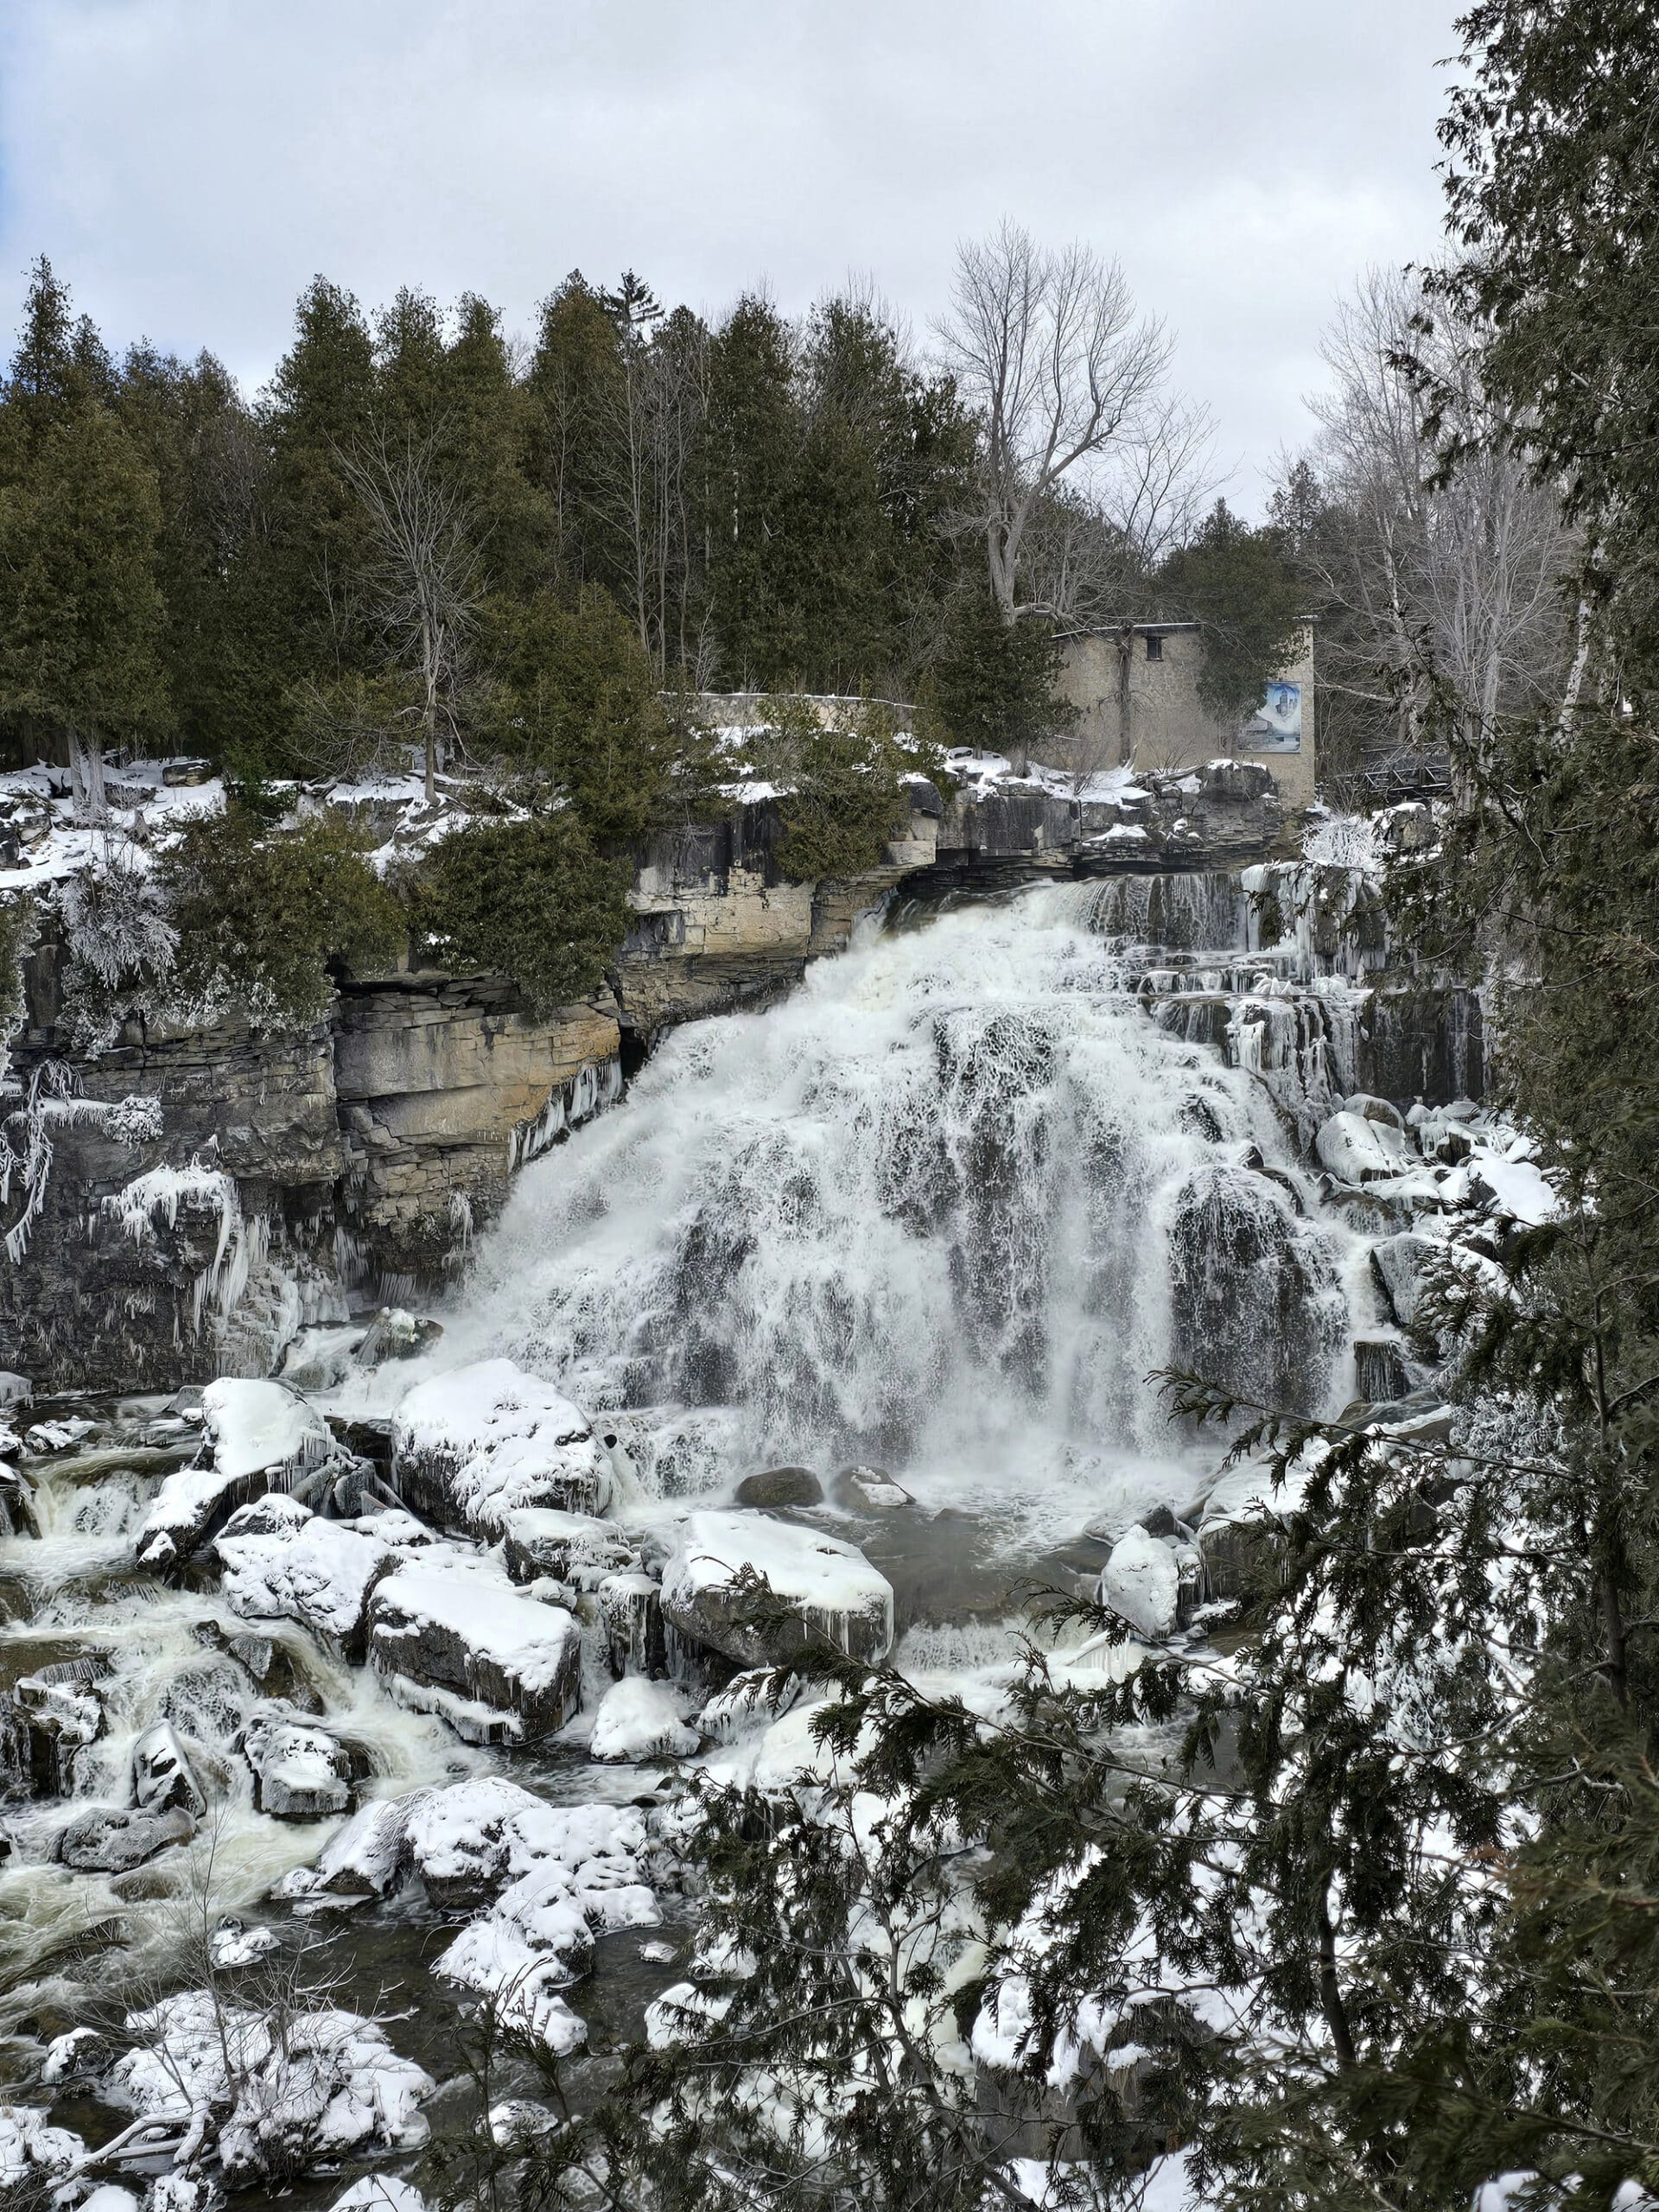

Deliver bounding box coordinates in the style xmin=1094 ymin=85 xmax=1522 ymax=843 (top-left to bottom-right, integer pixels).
xmin=1054 ymin=624 xmax=1319 ymax=810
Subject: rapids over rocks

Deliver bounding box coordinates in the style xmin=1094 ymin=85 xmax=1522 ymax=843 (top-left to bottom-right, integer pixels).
xmin=0 ymin=865 xmax=1499 ymax=2204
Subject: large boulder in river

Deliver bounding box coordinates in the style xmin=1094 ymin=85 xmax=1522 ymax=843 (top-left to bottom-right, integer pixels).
xmin=1195 ymin=1459 xmax=1310 ymax=1605
xmin=660 ymin=1511 xmax=893 ymax=1670
xmin=733 ymin=1465 xmax=823 ymax=1509
xmin=242 ymin=1701 xmax=354 ymax=1820
xmin=1370 ymin=1232 xmax=1440 ymax=1332
xmin=590 ymin=1675 xmax=698 ymax=1764
xmin=58 ymin=1802 xmax=194 ymax=1872
xmin=367 ymin=1557 xmax=582 ymax=1744
xmin=1314 ymin=1108 xmax=1412 ymax=1185
xmin=1098 ymin=1525 xmax=1200 ymax=1640
xmin=390 ymin=1360 xmax=607 ymax=1536
xmin=214 ymin=1498 xmax=395 ymax=1659
xmin=136 ymin=1380 xmax=344 ymax=1570
xmin=501 ymin=1507 xmax=634 ymax=1589
xmin=130 ymin=1721 xmax=204 ymax=1817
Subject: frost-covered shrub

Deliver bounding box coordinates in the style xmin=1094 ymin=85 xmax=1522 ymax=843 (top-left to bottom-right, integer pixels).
xmin=158 ymin=805 xmax=404 ymax=1032
xmin=753 ymin=696 xmax=940 ymax=883
xmin=1301 ymin=810 xmax=1384 ymax=872
xmin=407 ymin=810 xmax=631 ymax=1016
xmin=57 ymin=849 xmax=179 ymax=1051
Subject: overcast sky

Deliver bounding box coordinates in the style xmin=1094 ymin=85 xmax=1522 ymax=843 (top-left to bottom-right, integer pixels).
xmin=0 ymin=0 xmax=1462 ymax=512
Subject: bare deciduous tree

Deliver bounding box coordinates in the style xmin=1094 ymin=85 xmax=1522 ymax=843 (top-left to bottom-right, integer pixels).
xmin=337 ymin=423 xmax=483 ymax=803
xmin=1306 ymin=269 xmax=1573 ymax=780
xmin=935 ymin=220 xmax=1185 ymax=625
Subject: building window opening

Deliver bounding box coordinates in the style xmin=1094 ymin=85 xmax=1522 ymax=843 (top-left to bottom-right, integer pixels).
xmin=1145 ymin=632 xmax=1163 ymax=662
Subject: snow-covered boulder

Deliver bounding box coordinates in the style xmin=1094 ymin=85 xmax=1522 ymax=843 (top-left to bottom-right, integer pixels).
xmin=23 ymin=1416 xmax=94 ymax=1455
xmin=1314 ymin=1109 xmax=1412 ymax=1185
xmin=501 ymin=1506 xmax=633 ymax=1588
xmin=137 ymin=1379 xmax=343 ymax=1569
xmin=832 ymin=1465 xmax=913 ymax=1513
xmin=1099 ymin=1526 xmax=1193 ymax=1640
xmin=356 ymin=1306 xmax=443 ymax=1368
xmin=693 ymin=1667 xmax=802 ymax=1744
xmin=243 ymin=1702 xmax=354 ymax=1820
xmin=332 ymin=2180 xmax=428 ymax=2212
xmin=6 ymin=1662 xmax=104 ymax=1798
xmin=0 ymin=2104 xmax=82 ymax=2190
xmin=110 ymin=1989 xmax=431 ymax=2188
xmin=660 ymin=1510 xmax=894 ymax=1669
xmin=215 ymin=1501 xmax=395 ymax=1658
xmin=130 ymin=1721 xmax=205 ymax=1817
xmin=1341 ymin=1092 xmax=1406 ymax=1130
xmin=429 ymin=1793 xmax=658 ymax=2051
xmin=390 ymin=1359 xmax=607 ymax=1535
xmin=307 ymin=1794 xmax=421 ymax=1898
xmin=590 ymin=1676 xmax=698 ymax=1764
xmin=1196 ymin=1459 xmax=1309 ymax=1604
xmin=285 ymin=1780 xmax=659 ymax=2057
xmin=367 ymin=1558 xmax=582 ymax=1744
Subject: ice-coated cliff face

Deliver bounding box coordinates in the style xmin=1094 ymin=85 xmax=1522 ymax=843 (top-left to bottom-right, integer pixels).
xmin=429 ymin=886 xmax=1351 ymax=1533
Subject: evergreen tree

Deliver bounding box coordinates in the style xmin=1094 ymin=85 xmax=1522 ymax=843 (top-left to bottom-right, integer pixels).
xmin=1160 ymin=498 xmax=1305 ymax=718
xmin=0 ymin=263 xmax=169 ymax=770
xmin=477 ymin=584 xmax=677 ymax=849
xmin=114 ymin=342 xmax=266 ymax=761
xmin=702 ymin=295 xmax=801 ymax=685
xmin=256 ymin=275 xmax=381 ymax=742
xmin=524 ymin=271 xmax=627 ymax=598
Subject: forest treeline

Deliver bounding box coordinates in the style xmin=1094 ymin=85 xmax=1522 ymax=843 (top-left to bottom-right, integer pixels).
xmin=0 ymin=244 xmax=1343 ymax=798
xmin=0 ymin=226 xmax=1575 ymax=810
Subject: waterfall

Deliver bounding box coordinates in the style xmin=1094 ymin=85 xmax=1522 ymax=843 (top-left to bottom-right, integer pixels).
xmin=431 ymin=886 xmax=1353 ymax=1538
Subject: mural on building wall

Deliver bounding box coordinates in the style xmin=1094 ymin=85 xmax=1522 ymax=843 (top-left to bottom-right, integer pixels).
xmin=1241 ymin=679 xmax=1301 ymax=753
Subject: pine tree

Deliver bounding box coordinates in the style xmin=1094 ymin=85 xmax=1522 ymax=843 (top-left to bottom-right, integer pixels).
xmin=1160 ymin=499 xmax=1304 ymax=718
xmin=524 ymin=271 xmax=628 ymax=599
xmin=0 ymin=262 xmax=169 ymax=772
xmin=702 ymin=295 xmax=802 ymax=686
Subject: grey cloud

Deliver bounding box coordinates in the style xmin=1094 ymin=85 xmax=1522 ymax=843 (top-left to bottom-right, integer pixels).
xmin=0 ymin=0 xmax=1459 ymax=506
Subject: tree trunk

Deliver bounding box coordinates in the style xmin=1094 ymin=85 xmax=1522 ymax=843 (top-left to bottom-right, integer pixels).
xmin=422 ymin=610 xmax=437 ymax=805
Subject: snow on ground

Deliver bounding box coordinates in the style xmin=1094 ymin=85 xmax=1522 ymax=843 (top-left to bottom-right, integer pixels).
xmin=942 ymin=749 xmax=1147 ymax=805
xmin=0 ymin=760 xmax=226 ymax=891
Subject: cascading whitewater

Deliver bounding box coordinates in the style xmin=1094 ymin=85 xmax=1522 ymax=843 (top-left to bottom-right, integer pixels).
xmin=443 ymin=886 xmax=1351 ymax=1529
xmin=1084 ymin=864 xmax=1391 ymax=1138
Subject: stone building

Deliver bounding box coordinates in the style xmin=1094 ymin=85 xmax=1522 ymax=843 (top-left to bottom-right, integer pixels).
xmin=1054 ymin=621 xmax=1317 ymax=808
